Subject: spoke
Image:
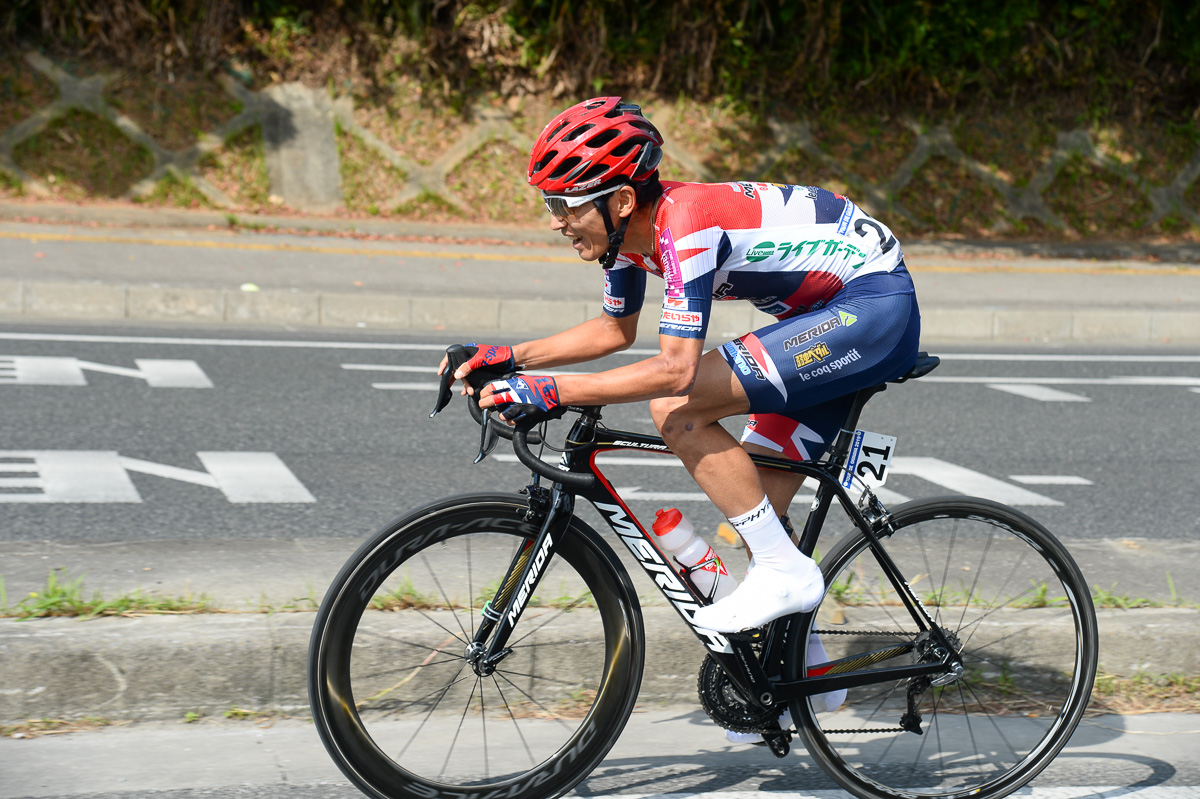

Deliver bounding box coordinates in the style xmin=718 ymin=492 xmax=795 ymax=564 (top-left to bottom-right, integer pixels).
xmin=466 ymin=534 xmax=477 ymax=640
xmin=439 ymin=672 xmax=482 ymax=780
xmin=506 ymin=588 xmax=597 ymax=649
xmin=491 ymin=673 xmax=538 ymax=767
xmin=936 ymin=521 xmax=957 ymax=627
xmin=959 ymin=672 xmax=1026 ymax=767
xmin=356 ymin=633 xmax=460 ymax=707
xmin=420 ymin=550 xmax=471 ymax=641
xmin=491 ymin=666 xmax=592 ymax=688
xmin=395 ymin=661 xmax=475 ymax=760
xmin=492 ymin=669 xmax=583 ymax=733
xmin=479 ymin=674 xmax=489 ymax=781
xmin=955 ymin=526 xmax=995 ymax=633
xmin=956 ymin=680 xmax=981 ymax=777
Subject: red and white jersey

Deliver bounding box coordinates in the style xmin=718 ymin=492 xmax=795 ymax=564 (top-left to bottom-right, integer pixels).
xmin=604 ymin=181 xmax=909 ymax=339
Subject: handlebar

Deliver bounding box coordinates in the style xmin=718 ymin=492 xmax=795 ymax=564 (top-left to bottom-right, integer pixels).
xmin=431 ymin=345 xmax=596 ymax=489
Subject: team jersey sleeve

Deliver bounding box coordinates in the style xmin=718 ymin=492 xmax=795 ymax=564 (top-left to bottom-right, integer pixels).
xmin=656 ymin=201 xmax=722 ymax=340
xmin=602 ymin=256 xmax=646 ymax=319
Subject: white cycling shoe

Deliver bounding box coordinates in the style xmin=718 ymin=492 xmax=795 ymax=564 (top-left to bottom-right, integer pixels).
xmin=692 ymin=561 xmax=824 ymax=633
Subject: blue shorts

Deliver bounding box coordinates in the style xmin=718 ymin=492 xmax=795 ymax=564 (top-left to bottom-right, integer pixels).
xmin=720 ymin=271 xmax=921 ymax=460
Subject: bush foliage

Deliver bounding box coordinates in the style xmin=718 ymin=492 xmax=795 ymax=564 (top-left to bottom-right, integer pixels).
xmin=4 ymin=0 xmax=1198 ymax=119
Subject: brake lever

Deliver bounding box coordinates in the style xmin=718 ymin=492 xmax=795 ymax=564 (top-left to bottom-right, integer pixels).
xmin=474 ymin=408 xmax=502 ymax=464
xmin=429 ymin=344 xmax=477 ymax=418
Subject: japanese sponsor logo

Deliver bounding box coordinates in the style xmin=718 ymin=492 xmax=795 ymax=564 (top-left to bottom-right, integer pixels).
xmin=743 ymin=238 xmax=869 ymax=267
xmin=660 ymin=301 xmax=704 ymax=331
xmin=783 ymin=317 xmax=842 ymax=350
xmin=603 ymin=295 xmax=626 ymax=312
xmin=746 ymin=242 xmax=775 ymax=263
xmin=798 ymin=348 xmax=862 ymax=381
xmin=793 ymin=341 xmax=831 ymax=368
xmin=658 ymin=227 xmax=684 ymax=298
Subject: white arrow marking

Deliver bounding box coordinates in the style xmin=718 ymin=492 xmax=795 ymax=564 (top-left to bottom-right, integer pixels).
xmin=985 ymin=383 xmax=1091 ymax=401
xmin=0 ymin=356 xmax=212 ymax=387
xmin=0 ymin=451 xmax=313 ymax=503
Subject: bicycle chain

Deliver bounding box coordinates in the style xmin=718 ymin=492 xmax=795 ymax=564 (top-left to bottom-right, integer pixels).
xmin=820 ymin=727 xmax=910 ymax=735
xmin=813 ymin=628 xmax=916 ymax=638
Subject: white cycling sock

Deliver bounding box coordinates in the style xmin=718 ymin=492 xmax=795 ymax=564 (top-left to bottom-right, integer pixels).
xmin=730 ymin=496 xmax=812 ymax=574
xmin=691 ymin=496 xmax=823 ymax=632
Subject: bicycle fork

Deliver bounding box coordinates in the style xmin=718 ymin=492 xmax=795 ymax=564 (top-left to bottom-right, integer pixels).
xmin=465 ymin=484 xmax=574 ymax=676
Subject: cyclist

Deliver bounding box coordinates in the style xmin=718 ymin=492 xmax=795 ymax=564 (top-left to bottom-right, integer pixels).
xmin=441 ymin=96 xmax=920 ymax=634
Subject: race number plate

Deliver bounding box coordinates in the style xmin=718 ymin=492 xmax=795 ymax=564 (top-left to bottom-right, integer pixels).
xmin=841 ymin=430 xmax=897 ymax=489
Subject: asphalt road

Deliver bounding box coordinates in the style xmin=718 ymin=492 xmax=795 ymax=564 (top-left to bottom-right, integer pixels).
xmin=3 ymin=321 xmax=1200 ymax=799
xmin=2 ymin=321 xmax=1199 ymax=604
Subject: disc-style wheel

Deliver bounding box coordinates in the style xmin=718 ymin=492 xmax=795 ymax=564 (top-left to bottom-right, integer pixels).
xmin=309 ymin=493 xmax=644 ymax=799
xmin=792 ymin=497 xmax=1098 ymax=799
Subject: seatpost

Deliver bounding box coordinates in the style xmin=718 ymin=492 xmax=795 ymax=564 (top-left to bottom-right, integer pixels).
xmin=825 ymin=385 xmax=886 ymax=466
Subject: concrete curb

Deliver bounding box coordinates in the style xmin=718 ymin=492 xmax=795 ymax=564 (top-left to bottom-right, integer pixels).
xmin=3 ymin=277 xmax=1200 ymax=343
xmin=1 ymin=607 xmax=1195 ymax=723
xmin=4 ymin=200 xmax=1200 ymax=262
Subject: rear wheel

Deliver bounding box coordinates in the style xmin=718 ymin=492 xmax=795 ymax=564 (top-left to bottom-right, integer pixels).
xmin=792 ymin=497 xmax=1098 ymax=799
xmin=309 ymin=493 xmax=644 ymax=799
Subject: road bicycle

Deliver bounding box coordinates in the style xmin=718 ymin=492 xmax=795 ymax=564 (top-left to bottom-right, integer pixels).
xmin=308 ymin=345 xmax=1098 ymax=799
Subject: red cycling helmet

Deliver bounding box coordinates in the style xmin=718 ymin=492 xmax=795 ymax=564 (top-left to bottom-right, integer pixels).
xmin=528 ymin=97 xmax=664 ymax=196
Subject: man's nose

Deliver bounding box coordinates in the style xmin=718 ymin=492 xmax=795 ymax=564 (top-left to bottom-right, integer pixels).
xmin=548 ymin=214 xmax=566 ymax=232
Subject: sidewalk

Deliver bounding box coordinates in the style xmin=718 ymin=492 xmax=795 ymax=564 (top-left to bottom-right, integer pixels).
xmin=2 ymin=201 xmax=1200 ymax=343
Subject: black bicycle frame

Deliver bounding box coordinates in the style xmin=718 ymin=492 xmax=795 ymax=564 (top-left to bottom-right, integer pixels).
xmin=471 ymin=408 xmax=956 ymax=709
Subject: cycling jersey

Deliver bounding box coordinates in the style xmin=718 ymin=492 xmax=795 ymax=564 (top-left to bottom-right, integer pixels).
xmin=604 ymin=181 xmax=910 ymax=339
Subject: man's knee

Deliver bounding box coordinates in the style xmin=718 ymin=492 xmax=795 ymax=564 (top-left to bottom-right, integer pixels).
xmin=649 ymin=395 xmax=686 ymax=433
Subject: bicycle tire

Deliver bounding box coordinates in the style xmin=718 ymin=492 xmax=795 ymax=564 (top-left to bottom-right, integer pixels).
xmin=308 ymin=493 xmax=645 ymax=799
xmin=790 ymin=496 xmax=1098 ymax=799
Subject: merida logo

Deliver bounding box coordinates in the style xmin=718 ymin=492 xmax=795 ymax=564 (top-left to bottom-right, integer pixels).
xmin=595 ymin=502 xmax=731 ymax=654
xmin=746 ymin=242 xmax=775 ymax=263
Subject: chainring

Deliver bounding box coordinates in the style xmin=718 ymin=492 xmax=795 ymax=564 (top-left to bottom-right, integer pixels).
xmin=696 ymin=654 xmax=782 ymax=734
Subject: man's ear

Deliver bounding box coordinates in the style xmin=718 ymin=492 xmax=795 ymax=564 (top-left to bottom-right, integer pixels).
xmin=615 ymin=184 xmax=638 ymax=219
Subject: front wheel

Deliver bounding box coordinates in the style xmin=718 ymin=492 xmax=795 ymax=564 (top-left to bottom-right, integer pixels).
xmin=308 ymin=493 xmax=645 ymax=799
xmin=791 ymin=496 xmax=1098 ymax=799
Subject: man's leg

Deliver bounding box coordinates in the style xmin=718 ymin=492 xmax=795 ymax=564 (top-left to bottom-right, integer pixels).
xmin=648 ymin=349 xmax=822 ymax=632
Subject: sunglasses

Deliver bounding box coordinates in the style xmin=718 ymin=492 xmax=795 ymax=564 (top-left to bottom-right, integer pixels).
xmin=542 ymin=188 xmax=616 ymax=220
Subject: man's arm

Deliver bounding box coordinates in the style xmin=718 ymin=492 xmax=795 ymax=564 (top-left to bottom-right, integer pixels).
xmin=510 ymin=313 xmax=640 ymax=370
xmin=485 ymin=333 xmax=705 ymax=408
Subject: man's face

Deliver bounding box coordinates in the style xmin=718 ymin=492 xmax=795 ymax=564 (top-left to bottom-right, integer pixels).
xmin=548 ymin=197 xmax=610 ymax=262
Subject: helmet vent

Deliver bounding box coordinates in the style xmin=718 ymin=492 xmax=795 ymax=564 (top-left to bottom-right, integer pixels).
xmin=549 ymin=155 xmax=583 ymax=180
xmin=546 ymin=120 xmax=570 ymax=141
xmin=585 ymin=129 xmax=620 ymax=148
xmin=577 ymin=164 xmax=610 ymax=183
xmin=611 ymin=140 xmax=638 ymax=157
xmin=563 ymin=123 xmax=595 ymax=142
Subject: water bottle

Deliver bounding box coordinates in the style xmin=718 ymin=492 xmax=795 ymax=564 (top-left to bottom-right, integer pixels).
xmin=652 ymin=508 xmax=737 ymax=603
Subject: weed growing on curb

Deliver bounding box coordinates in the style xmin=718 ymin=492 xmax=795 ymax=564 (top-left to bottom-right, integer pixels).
xmin=0 ymin=569 xmax=213 ymax=619
xmin=2 ymin=717 xmax=125 ymax=739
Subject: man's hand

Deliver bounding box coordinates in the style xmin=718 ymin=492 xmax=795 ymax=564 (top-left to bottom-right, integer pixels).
xmin=437 ymin=344 xmax=518 ymax=396
xmin=482 ymin=375 xmax=560 ymax=422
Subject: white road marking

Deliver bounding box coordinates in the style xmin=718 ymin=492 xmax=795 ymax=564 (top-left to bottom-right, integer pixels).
xmin=1009 ymin=475 xmax=1094 ymax=485
xmin=0 ymin=356 xmax=212 ymax=387
xmin=373 ymin=382 xmax=440 ymax=390
xmin=495 ymin=454 xmax=1046 ymax=505
xmin=604 ymin=787 xmax=1200 ymax=791
xmin=986 ymin=383 xmax=1091 ymax=401
xmin=4 ymin=333 xmax=1197 ymax=363
xmin=889 ymin=457 xmax=1062 ymax=506
xmin=0 ymin=451 xmax=314 ymax=503
xmin=927 ymin=375 xmax=1200 ymax=386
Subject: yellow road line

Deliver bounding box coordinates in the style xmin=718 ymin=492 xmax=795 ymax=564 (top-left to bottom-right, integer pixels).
xmin=0 ymin=230 xmax=579 ymax=263
xmin=2 ymin=229 xmax=1197 ymax=275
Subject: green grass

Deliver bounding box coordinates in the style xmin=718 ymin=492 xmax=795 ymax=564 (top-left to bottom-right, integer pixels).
xmin=1 ymin=570 xmax=212 ymax=619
